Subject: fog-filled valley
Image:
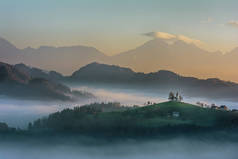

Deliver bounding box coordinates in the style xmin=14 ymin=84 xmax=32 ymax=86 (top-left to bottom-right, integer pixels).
xmin=1 ymin=84 xmax=238 ymax=128
xmin=1 ymin=137 xmax=238 ymax=159
xmin=0 ymin=85 xmax=166 ymax=128
xmin=2 ymin=70 xmax=238 ymax=159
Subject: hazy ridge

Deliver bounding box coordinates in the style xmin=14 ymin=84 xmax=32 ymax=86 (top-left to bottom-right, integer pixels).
xmin=1 ymin=37 xmax=238 ymax=81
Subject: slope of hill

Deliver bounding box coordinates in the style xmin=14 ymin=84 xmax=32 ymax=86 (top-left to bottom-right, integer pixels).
xmin=70 ymin=62 xmax=238 ymax=101
xmin=0 ymin=61 xmax=94 ymax=101
xmin=14 ymin=63 xmax=64 ymax=81
xmin=0 ymin=62 xmax=30 ymax=84
xmin=29 ymin=101 xmax=238 ymax=136
xmin=71 ymin=62 xmax=135 ymax=82
xmin=10 ymin=61 xmax=238 ymax=101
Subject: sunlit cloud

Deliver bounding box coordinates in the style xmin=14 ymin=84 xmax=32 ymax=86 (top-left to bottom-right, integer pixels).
xmin=143 ymin=31 xmax=203 ymax=47
xmin=177 ymin=35 xmax=203 ymax=46
xmin=227 ymin=21 xmax=238 ymax=28
xmin=143 ymin=32 xmax=176 ymax=40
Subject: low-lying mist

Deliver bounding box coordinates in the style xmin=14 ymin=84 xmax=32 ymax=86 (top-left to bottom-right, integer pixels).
xmin=0 ymin=137 xmax=238 ymax=159
xmin=72 ymin=84 xmax=238 ymax=109
xmin=0 ymin=84 xmax=238 ymax=128
xmin=1 ymin=84 xmax=238 ymax=159
xmin=0 ymin=84 xmax=168 ymax=128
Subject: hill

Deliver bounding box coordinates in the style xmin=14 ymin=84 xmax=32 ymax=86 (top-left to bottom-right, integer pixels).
xmin=0 ymin=62 xmax=30 ymax=84
xmin=0 ymin=61 xmax=94 ymax=101
xmin=5 ymin=61 xmax=238 ymax=101
xmin=14 ymin=63 xmax=64 ymax=81
xmin=70 ymin=62 xmax=238 ymax=101
xmin=71 ymin=62 xmax=135 ymax=82
xmin=29 ymin=101 xmax=238 ymax=136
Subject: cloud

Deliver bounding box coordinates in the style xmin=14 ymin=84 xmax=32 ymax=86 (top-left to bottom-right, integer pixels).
xmin=177 ymin=35 xmax=203 ymax=46
xmin=143 ymin=31 xmax=203 ymax=46
xmin=144 ymin=32 xmax=176 ymax=40
xmin=227 ymin=21 xmax=238 ymax=28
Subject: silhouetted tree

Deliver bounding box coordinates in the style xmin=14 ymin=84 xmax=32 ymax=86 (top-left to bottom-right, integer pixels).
xmin=169 ymin=92 xmax=183 ymax=102
xmin=168 ymin=92 xmax=175 ymax=101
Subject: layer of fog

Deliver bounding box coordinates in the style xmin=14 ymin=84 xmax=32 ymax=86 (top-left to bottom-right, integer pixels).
xmin=0 ymin=84 xmax=238 ymax=128
xmin=73 ymin=85 xmax=238 ymax=109
xmin=0 ymin=138 xmax=238 ymax=159
xmin=0 ymin=85 xmax=167 ymax=128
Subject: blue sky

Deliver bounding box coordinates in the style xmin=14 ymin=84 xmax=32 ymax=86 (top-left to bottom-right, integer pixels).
xmin=1 ymin=0 xmax=238 ymax=54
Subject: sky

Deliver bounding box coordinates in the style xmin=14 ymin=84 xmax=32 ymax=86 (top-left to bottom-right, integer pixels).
xmin=0 ymin=0 xmax=238 ymax=55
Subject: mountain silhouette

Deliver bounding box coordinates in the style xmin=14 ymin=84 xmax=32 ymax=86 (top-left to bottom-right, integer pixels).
xmin=1 ymin=36 xmax=238 ymax=81
xmin=70 ymin=62 xmax=238 ymax=101
xmin=0 ymin=61 xmax=93 ymax=101
xmin=15 ymin=63 xmax=64 ymax=81
xmin=108 ymin=39 xmax=224 ymax=78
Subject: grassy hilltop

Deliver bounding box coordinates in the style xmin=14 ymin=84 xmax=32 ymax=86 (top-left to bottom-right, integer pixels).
xmin=128 ymin=101 xmax=224 ymax=127
xmin=28 ymin=101 xmax=238 ymax=137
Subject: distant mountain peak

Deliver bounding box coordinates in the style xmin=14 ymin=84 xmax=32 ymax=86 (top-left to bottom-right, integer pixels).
xmin=71 ymin=62 xmax=135 ymax=81
xmin=0 ymin=61 xmax=30 ymax=84
xmin=14 ymin=63 xmax=64 ymax=81
xmin=0 ymin=37 xmax=19 ymax=53
xmin=156 ymin=70 xmax=179 ymax=77
xmin=77 ymin=62 xmax=134 ymax=73
xmin=0 ymin=37 xmax=22 ymax=64
xmin=0 ymin=37 xmax=17 ymax=48
xmin=138 ymin=39 xmax=169 ymax=49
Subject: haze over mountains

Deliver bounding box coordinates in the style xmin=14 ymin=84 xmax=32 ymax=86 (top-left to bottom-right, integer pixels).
xmin=6 ymin=61 xmax=238 ymax=102
xmin=70 ymin=62 xmax=238 ymax=101
xmin=108 ymin=39 xmax=225 ymax=78
xmin=1 ymin=37 xmax=238 ymax=82
xmin=0 ymin=37 xmax=106 ymax=74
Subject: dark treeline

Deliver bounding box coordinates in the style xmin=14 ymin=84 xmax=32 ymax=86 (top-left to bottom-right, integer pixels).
xmin=1 ymin=101 xmax=238 ymax=140
xmin=25 ymin=102 xmax=238 ymax=138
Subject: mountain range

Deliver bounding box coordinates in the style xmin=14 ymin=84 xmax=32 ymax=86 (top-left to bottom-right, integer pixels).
xmin=70 ymin=62 xmax=238 ymax=101
xmin=0 ymin=37 xmax=106 ymax=75
xmin=1 ymin=37 xmax=238 ymax=82
xmin=9 ymin=61 xmax=238 ymax=102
